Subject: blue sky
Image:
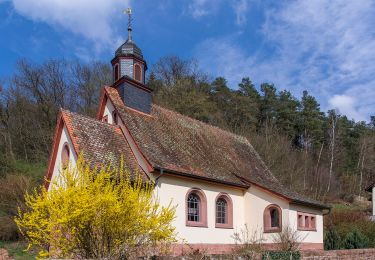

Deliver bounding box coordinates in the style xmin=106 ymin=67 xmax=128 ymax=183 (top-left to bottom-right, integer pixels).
xmin=0 ymin=0 xmax=374 ymax=121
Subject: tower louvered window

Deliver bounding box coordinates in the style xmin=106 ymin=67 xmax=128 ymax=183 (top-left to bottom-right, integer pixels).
xmin=134 ymin=63 xmax=141 ymax=82
xmin=114 ymin=64 xmax=119 ymax=81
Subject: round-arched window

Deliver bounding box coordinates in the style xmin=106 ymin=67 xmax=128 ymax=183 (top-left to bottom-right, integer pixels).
xmin=216 ymin=198 xmax=227 ymax=224
xmin=186 ymin=188 xmax=207 ymax=227
xmin=215 ymin=193 xmax=233 ymax=228
xmin=187 ymin=193 xmax=200 ymax=222
xmin=264 ymin=204 xmax=282 ymax=233
xmin=61 ymin=143 xmax=70 ymax=169
xmin=134 ymin=63 xmax=142 ymax=82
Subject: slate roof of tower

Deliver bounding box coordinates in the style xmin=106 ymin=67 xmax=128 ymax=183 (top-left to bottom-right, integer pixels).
xmin=103 ymin=86 xmax=330 ymax=209
xmin=115 ymin=40 xmax=143 ymax=59
xmin=61 ymin=109 xmax=147 ymax=180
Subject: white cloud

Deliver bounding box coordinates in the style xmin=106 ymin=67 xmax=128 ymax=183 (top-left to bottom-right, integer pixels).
xmin=231 ymin=0 xmax=249 ymax=26
xmin=195 ymin=0 xmax=375 ymax=121
xmin=329 ymin=95 xmax=364 ymax=121
xmin=187 ymin=0 xmax=251 ymax=26
xmin=188 ymin=0 xmax=212 ymax=18
xmin=8 ymin=0 xmax=130 ymax=50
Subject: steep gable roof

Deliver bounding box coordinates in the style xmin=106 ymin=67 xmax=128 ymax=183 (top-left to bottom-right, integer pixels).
xmin=47 ymin=110 xmax=147 ymax=183
xmin=103 ymin=86 xmax=329 ymax=209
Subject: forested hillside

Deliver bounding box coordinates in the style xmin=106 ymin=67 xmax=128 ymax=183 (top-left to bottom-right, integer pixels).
xmin=1 ymin=56 xmax=374 ymax=202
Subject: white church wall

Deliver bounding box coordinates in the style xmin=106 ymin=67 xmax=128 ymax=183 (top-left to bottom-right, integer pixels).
xmin=244 ymin=185 xmax=290 ymax=243
xmin=154 ymin=175 xmax=245 ymax=244
xmin=103 ymin=98 xmax=116 ymax=124
xmin=288 ymin=204 xmax=324 ymax=244
xmin=50 ymin=125 xmax=77 ymax=189
xmin=244 ymin=186 xmax=323 ymax=244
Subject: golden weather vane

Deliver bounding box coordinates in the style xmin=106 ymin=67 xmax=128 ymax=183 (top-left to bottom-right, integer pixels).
xmin=124 ymin=7 xmax=133 ymax=41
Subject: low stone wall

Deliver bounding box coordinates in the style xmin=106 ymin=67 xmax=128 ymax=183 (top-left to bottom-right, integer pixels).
xmin=157 ymin=248 xmax=375 ymax=259
xmin=302 ymin=248 xmax=375 ymax=259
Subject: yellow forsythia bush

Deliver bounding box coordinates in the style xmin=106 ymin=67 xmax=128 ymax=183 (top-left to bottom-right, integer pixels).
xmin=15 ymin=157 xmax=176 ymax=259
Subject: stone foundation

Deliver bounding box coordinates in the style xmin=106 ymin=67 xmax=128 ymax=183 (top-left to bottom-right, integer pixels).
xmin=170 ymin=243 xmax=323 ymax=256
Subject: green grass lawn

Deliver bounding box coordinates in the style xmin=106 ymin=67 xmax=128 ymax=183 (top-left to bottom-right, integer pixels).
xmin=0 ymin=241 xmax=37 ymax=260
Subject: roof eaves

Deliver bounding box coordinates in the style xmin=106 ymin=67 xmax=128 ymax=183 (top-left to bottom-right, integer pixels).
xmin=154 ymin=166 xmax=249 ymax=189
xmin=290 ymin=199 xmax=331 ymax=210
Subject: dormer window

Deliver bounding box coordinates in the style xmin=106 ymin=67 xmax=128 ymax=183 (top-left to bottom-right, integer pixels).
xmin=114 ymin=64 xmax=120 ymax=82
xmin=134 ymin=63 xmax=142 ymax=82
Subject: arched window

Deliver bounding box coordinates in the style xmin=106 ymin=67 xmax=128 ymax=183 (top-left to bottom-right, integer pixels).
xmin=216 ymin=199 xmax=226 ymax=223
xmin=215 ymin=193 xmax=233 ymax=228
xmin=61 ymin=143 xmax=70 ymax=169
xmin=188 ymin=193 xmax=200 ymax=222
xmin=134 ymin=63 xmax=142 ymax=82
xmin=112 ymin=111 xmax=118 ymax=125
xmin=186 ymin=188 xmax=207 ymax=227
xmin=264 ymin=204 xmax=282 ymax=233
xmin=114 ymin=64 xmax=119 ymax=81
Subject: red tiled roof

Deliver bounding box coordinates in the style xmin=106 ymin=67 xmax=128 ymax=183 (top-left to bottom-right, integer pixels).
xmin=104 ymin=86 xmax=329 ymax=209
xmin=62 ymin=109 xmax=147 ymax=180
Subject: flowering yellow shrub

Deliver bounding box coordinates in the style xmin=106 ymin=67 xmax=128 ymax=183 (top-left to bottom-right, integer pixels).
xmin=15 ymin=157 xmax=176 ymax=259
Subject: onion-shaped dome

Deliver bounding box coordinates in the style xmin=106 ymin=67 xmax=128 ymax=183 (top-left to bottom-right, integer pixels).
xmin=115 ymin=39 xmax=143 ymax=60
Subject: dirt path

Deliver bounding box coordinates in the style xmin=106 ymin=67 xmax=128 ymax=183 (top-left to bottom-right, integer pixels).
xmin=0 ymin=248 xmax=12 ymax=260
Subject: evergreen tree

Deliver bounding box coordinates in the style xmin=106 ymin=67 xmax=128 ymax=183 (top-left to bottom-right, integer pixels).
xmin=298 ymin=90 xmax=324 ymax=148
xmin=259 ymin=83 xmax=278 ymax=128
xmin=276 ymin=90 xmax=300 ymax=138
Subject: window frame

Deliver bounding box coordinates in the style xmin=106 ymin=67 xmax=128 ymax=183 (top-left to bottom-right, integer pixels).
xmin=297 ymin=212 xmax=317 ymax=231
xmin=263 ymin=204 xmax=282 ymax=233
xmin=215 ymin=193 xmax=233 ymax=229
xmin=185 ymin=188 xmax=207 ymax=227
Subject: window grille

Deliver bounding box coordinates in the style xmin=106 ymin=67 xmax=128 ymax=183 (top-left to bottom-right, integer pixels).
xmin=216 ymin=198 xmax=227 ymax=224
xmin=187 ymin=193 xmax=200 ymax=222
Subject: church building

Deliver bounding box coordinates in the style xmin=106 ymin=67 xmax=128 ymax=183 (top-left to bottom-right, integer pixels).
xmin=45 ymin=11 xmax=330 ymax=254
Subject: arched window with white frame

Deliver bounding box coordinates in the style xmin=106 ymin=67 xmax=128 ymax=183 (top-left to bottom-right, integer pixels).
xmin=186 ymin=188 xmax=207 ymax=227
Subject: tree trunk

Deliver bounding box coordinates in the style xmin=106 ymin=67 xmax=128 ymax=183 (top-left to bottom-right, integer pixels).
xmin=325 ymin=115 xmax=336 ymax=199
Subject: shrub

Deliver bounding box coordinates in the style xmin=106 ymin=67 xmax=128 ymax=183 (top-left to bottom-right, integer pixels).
xmin=272 ymin=226 xmax=306 ymax=251
xmin=15 ymin=157 xmax=177 ymax=259
xmin=324 ymin=226 xmax=341 ymax=250
xmin=325 ymin=206 xmax=375 ymax=248
xmin=0 ymin=216 xmax=20 ymax=241
xmin=232 ymin=224 xmax=265 ymax=258
xmin=0 ymin=174 xmax=34 ymax=241
xmin=342 ymin=229 xmax=369 ymax=249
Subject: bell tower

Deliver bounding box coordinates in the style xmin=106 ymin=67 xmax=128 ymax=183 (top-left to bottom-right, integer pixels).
xmin=111 ymin=8 xmax=152 ymax=114
xmin=111 ymin=8 xmax=147 ymax=84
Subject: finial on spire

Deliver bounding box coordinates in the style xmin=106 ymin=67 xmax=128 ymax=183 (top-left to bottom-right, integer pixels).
xmin=124 ymin=7 xmax=133 ymax=42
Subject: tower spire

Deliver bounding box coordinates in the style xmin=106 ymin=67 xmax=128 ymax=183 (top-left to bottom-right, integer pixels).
xmin=124 ymin=7 xmax=132 ymax=42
